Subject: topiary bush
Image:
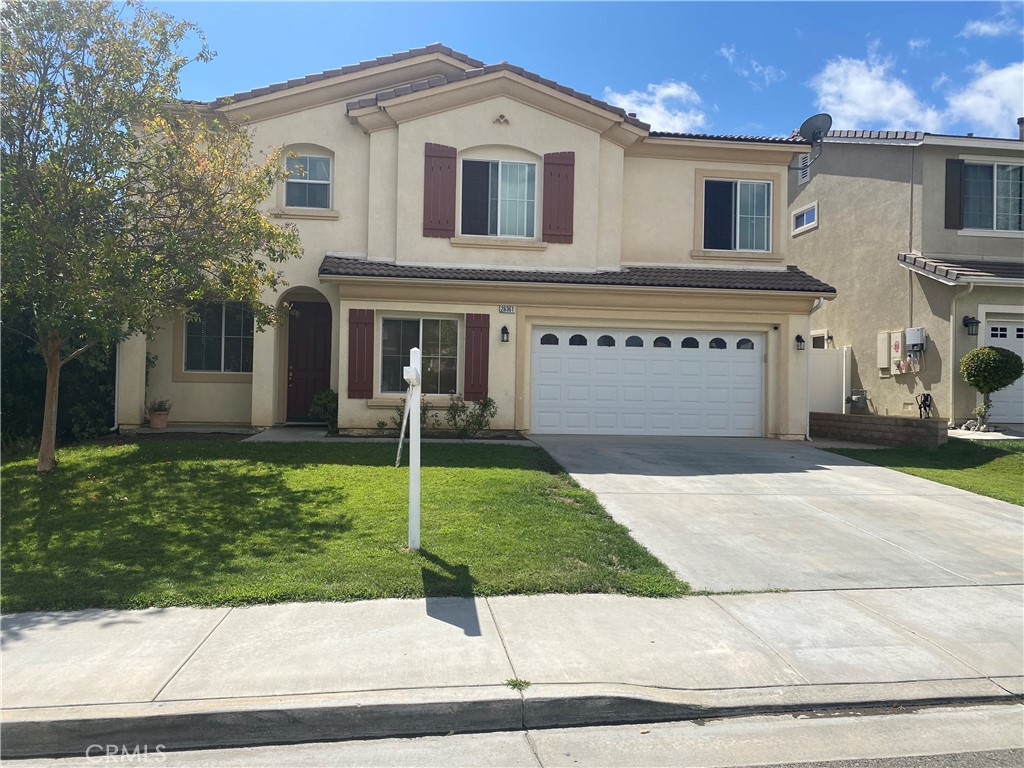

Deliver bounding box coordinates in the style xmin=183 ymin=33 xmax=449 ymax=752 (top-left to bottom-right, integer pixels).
xmin=959 ymin=346 xmax=1024 ymax=428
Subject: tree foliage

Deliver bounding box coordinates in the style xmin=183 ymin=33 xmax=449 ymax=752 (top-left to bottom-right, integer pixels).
xmin=1 ymin=0 xmax=301 ymax=472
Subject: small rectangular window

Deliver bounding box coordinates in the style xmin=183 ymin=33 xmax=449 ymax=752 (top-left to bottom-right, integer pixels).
xmin=185 ymin=302 xmax=253 ymax=373
xmin=286 ymin=155 xmax=331 ymax=209
xmin=990 ymin=326 xmax=1008 ymax=338
xmin=793 ymin=202 xmax=818 ymax=235
xmin=703 ymin=179 xmax=771 ymax=252
xmin=964 ymin=162 xmax=1023 ymax=232
xmin=461 ymin=160 xmax=536 ymax=238
xmin=381 ymin=318 xmax=459 ymax=395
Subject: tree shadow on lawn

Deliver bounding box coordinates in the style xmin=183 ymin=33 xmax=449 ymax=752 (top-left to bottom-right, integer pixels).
xmin=419 ymin=548 xmax=480 ymax=637
xmin=1 ymin=449 xmax=351 ymax=613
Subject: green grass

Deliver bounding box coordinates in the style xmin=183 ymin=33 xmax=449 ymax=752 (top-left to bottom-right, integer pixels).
xmin=1 ymin=439 xmax=687 ymax=612
xmin=825 ymin=438 xmax=1024 ymax=506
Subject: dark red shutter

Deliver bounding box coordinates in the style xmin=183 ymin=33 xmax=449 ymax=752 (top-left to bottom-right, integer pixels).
xmin=347 ymin=309 xmax=374 ymax=399
xmin=423 ymin=143 xmax=457 ymax=238
xmin=945 ymin=159 xmax=964 ymax=230
xmin=463 ymin=314 xmax=490 ymax=401
xmin=542 ymin=152 xmax=575 ymax=244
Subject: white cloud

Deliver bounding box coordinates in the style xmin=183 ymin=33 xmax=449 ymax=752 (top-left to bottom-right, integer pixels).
xmin=946 ymin=61 xmax=1024 ymax=137
xmin=717 ymin=44 xmax=736 ymax=65
xmin=602 ymin=81 xmax=707 ymax=133
xmin=907 ymin=37 xmax=930 ymax=52
xmin=959 ymin=3 xmax=1023 ymax=37
xmin=931 ymin=73 xmax=951 ymax=91
xmin=751 ymin=60 xmax=785 ymax=86
xmin=809 ymin=50 xmax=944 ymax=132
xmin=718 ymin=45 xmax=785 ymax=89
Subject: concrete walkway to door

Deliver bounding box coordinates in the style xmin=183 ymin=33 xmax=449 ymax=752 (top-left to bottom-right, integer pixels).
xmin=530 ymin=435 xmax=1023 ymax=592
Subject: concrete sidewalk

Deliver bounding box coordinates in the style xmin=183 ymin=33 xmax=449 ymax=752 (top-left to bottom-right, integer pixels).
xmin=3 ymin=587 xmax=1022 ymax=758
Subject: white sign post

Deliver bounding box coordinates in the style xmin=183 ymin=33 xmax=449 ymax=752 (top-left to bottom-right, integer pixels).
xmin=402 ymin=348 xmax=422 ymax=551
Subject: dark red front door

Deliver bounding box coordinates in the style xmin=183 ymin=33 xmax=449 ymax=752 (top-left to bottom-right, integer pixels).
xmin=287 ymin=301 xmax=332 ymax=420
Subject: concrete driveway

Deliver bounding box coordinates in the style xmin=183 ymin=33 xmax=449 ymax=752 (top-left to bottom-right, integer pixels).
xmin=530 ymin=435 xmax=1023 ymax=591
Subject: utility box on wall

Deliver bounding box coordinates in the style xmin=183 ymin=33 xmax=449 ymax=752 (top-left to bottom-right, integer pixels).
xmin=890 ymin=331 xmax=905 ymax=372
xmin=905 ymin=326 xmax=927 ymax=351
xmin=877 ymin=332 xmax=890 ymax=372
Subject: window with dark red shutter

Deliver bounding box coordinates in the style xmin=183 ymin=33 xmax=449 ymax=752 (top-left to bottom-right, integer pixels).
xmin=463 ymin=314 xmax=490 ymax=401
xmin=423 ymin=143 xmax=457 ymax=238
xmin=542 ymin=152 xmax=575 ymax=243
xmin=347 ymin=309 xmax=374 ymax=399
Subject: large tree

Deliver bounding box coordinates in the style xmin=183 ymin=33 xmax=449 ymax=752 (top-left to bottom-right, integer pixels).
xmin=1 ymin=0 xmax=301 ymax=472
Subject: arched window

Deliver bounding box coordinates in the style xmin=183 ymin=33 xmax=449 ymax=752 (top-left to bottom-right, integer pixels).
xmin=709 ymin=337 xmax=727 ymax=350
xmin=736 ymin=338 xmax=755 ymax=350
xmin=569 ymin=334 xmax=588 ymax=346
xmin=625 ymin=336 xmax=644 ymax=347
xmin=653 ymin=336 xmax=671 ymax=348
xmin=681 ymin=337 xmax=699 ymax=349
xmin=540 ymin=333 xmax=559 ymax=345
xmin=597 ymin=335 xmax=616 ymax=347
xmin=285 ymin=150 xmax=332 ymax=209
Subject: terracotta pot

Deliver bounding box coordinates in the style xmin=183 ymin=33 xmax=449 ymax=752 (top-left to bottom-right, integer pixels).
xmin=149 ymin=411 xmax=170 ymax=429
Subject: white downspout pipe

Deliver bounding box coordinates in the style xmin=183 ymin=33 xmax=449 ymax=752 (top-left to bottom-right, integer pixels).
xmin=949 ymin=283 xmax=974 ymax=427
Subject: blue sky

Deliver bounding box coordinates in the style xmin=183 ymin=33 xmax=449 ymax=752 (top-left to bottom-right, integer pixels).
xmin=154 ymin=1 xmax=1024 ymax=139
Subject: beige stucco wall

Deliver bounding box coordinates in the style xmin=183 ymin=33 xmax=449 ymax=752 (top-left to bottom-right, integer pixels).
xmin=789 ymin=139 xmax=1024 ymax=424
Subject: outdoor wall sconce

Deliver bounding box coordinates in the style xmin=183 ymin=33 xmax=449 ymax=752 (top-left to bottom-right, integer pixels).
xmin=962 ymin=315 xmax=980 ymax=336
xmin=500 ymin=326 xmax=510 ymax=343
xmin=795 ymin=334 xmax=806 ymax=351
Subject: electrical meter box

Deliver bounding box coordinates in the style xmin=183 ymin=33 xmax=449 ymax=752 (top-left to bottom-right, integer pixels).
xmin=905 ymin=326 xmax=927 ymax=351
xmin=890 ymin=331 xmax=906 ymax=371
xmin=877 ymin=332 xmax=890 ymax=370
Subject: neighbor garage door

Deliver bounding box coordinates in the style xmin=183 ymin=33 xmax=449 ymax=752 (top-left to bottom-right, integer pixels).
xmin=531 ymin=327 xmax=764 ymax=436
xmin=986 ymin=319 xmax=1024 ymax=425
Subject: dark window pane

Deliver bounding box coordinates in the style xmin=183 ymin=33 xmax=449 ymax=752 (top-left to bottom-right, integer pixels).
xmin=438 ymin=358 xmax=457 ymax=395
xmin=737 ymin=338 xmax=755 ymax=350
xmin=185 ymin=302 xmax=222 ymax=371
xmin=597 ymin=335 xmax=615 ymax=347
xmin=681 ymin=337 xmax=699 ymax=349
xmin=381 ymin=356 xmax=405 ymax=393
xmin=964 ymin=164 xmax=994 ymax=229
xmin=540 ymin=334 xmax=559 ymax=345
xmin=438 ymin=320 xmax=458 ymax=356
xmin=422 ymin=319 xmax=440 ymax=357
xmin=569 ymin=334 xmax=588 ymax=346
xmin=654 ymin=336 xmax=670 ymax=348
xmin=811 ymin=336 xmax=826 ymax=349
xmin=462 ymin=160 xmax=492 ymax=235
xmin=223 ymin=337 xmax=243 ymax=372
xmin=704 ymin=180 xmax=735 ymax=250
xmin=307 ymin=183 xmax=330 ymax=209
xmin=625 ymin=336 xmax=643 ymax=347
xmin=709 ymin=337 xmax=727 ymax=349
xmin=286 ymin=182 xmax=308 ymax=207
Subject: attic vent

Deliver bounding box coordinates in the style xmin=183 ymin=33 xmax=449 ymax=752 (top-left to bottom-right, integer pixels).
xmin=798 ymin=153 xmax=811 ymax=185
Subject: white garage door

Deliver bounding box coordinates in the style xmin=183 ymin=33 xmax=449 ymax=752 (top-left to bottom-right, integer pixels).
xmin=986 ymin=320 xmax=1024 ymax=425
xmin=531 ymin=328 xmax=764 ymax=436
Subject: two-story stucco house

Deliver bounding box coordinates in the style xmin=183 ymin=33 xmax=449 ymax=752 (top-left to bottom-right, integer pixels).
xmin=115 ymin=45 xmax=836 ymax=439
xmin=788 ymin=127 xmax=1024 ymax=427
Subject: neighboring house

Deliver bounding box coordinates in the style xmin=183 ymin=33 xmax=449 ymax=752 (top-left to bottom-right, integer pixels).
xmin=116 ymin=44 xmax=835 ymax=439
xmin=788 ymin=127 xmax=1024 ymax=427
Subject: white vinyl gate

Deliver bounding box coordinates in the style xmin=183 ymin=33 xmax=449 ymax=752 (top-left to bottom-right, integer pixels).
xmin=530 ymin=327 xmax=764 ymax=436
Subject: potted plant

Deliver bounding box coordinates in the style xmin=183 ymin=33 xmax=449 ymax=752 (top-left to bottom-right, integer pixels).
xmin=147 ymin=398 xmax=172 ymax=429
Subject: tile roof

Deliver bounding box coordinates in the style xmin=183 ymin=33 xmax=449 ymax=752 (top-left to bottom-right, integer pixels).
xmin=826 ymin=129 xmax=926 ymax=141
xmin=897 ymin=253 xmax=1024 ymax=283
xmin=319 ymin=256 xmax=836 ymax=294
xmin=650 ymin=131 xmax=810 ymax=145
xmin=211 ymin=44 xmax=484 ymax=107
xmin=346 ymin=62 xmax=649 ymax=129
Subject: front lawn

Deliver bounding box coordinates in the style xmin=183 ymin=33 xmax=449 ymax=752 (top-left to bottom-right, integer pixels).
xmin=1 ymin=439 xmax=687 ymax=612
xmin=825 ymin=438 xmax=1024 ymax=506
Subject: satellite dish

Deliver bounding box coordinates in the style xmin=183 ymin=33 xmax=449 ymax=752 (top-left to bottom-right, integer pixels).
xmin=795 ymin=112 xmax=832 ymax=171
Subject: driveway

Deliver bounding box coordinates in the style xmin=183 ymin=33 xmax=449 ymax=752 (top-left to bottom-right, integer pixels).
xmin=530 ymin=435 xmax=1023 ymax=591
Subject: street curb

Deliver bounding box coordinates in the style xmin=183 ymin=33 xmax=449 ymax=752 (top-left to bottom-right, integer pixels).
xmin=2 ymin=678 xmax=1020 ymax=759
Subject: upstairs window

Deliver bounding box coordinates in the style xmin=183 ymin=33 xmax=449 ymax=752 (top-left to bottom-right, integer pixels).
xmin=286 ymin=155 xmax=331 ymax=209
xmin=185 ymin=302 xmax=253 ymax=373
xmin=792 ymin=202 xmax=818 ymax=235
xmin=704 ymin=179 xmax=771 ymax=251
xmin=964 ymin=162 xmax=1023 ymax=232
xmin=461 ymin=159 xmax=536 ymax=238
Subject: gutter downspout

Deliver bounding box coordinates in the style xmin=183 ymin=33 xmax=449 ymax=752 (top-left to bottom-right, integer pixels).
xmin=949 ymin=283 xmax=974 ymax=427
xmin=806 ymin=297 xmax=825 ymax=439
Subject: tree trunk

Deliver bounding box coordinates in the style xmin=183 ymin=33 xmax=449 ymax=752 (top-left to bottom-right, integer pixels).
xmin=37 ymin=335 xmax=64 ymax=474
